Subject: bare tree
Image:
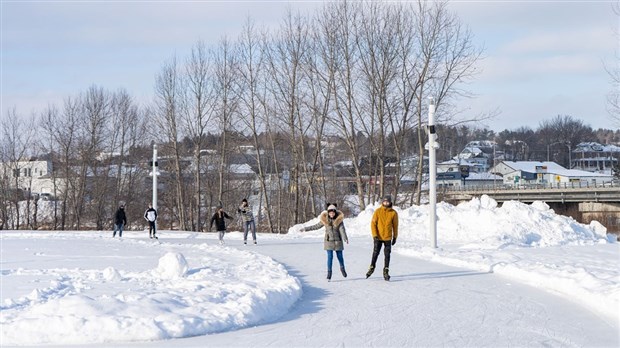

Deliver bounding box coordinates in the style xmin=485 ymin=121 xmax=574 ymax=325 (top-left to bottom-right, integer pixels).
xmin=607 ymin=2 xmax=620 ymax=125
xmin=107 ymin=89 xmax=147 ymax=228
xmin=154 ymin=57 xmax=189 ymax=230
xmin=399 ymin=1 xmax=482 ymax=205
xmin=236 ymin=19 xmax=278 ymax=232
xmin=39 ymin=105 xmax=62 ymax=229
xmin=354 ymin=2 xmax=402 ymax=203
xmin=212 ymin=37 xmax=240 ymax=209
xmin=265 ymin=9 xmax=315 ymax=227
xmin=1 ymin=108 xmax=36 ymax=229
xmin=315 ymin=1 xmax=369 ymax=211
xmin=182 ymin=41 xmax=217 ymax=231
xmin=72 ymin=85 xmax=113 ymax=230
xmin=538 ymin=115 xmax=595 ymax=168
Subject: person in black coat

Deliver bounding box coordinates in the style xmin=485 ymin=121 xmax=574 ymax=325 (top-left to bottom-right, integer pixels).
xmin=210 ymin=205 xmax=233 ymax=245
xmin=112 ymin=205 xmax=127 ymax=237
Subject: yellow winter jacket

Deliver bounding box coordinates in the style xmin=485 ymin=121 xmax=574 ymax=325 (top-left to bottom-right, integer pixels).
xmin=370 ymin=205 xmax=398 ymax=241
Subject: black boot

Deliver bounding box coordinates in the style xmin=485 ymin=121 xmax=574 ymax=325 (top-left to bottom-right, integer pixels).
xmin=366 ymin=265 xmax=375 ymax=279
xmin=341 ymin=267 xmax=347 ymax=278
xmin=327 ymin=270 xmax=332 ymax=281
xmin=383 ymin=267 xmax=390 ymax=281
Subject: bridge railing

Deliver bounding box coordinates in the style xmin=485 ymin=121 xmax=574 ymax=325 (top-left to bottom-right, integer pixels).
xmin=441 ymin=180 xmax=620 ymax=193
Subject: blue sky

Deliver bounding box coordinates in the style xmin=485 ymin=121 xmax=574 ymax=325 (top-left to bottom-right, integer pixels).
xmin=2 ymin=0 xmax=618 ymax=132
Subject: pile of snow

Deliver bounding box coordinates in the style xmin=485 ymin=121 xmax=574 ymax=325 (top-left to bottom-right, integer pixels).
xmin=0 ymin=234 xmax=302 ymax=346
xmin=290 ymin=195 xmax=616 ymax=319
xmin=155 ymin=252 xmax=189 ymax=279
xmin=342 ymin=195 xmax=608 ymax=247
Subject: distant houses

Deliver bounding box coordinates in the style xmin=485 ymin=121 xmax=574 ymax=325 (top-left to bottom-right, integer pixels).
xmin=1 ymin=141 xmax=617 ymax=203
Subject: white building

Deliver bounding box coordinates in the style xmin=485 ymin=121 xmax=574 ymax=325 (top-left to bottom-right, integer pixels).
xmin=491 ymin=161 xmax=614 ymax=187
xmin=0 ymin=160 xmax=56 ymax=194
xmin=572 ymin=142 xmax=619 ymax=174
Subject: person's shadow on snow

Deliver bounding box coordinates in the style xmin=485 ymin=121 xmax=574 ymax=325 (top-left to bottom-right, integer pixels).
xmin=277 ymin=266 xmax=328 ymax=320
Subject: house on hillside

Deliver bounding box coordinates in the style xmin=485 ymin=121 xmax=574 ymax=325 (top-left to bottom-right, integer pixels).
xmin=572 ymin=142 xmax=619 ymax=174
xmin=457 ymin=140 xmax=496 ymax=172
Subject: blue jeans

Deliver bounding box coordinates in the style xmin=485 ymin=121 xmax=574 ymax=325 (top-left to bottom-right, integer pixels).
xmin=243 ymin=220 xmax=256 ymax=241
xmin=113 ymin=223 xmax=124 ymax=237
xmin=326 ymin=250 xmax=345 ymax=271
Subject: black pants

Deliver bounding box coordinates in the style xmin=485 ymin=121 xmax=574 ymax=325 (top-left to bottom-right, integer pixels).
xmin=148 ymin=221 xmax=156 ymax=236
xmin=370 ymin=239 xmax=391 ymax=268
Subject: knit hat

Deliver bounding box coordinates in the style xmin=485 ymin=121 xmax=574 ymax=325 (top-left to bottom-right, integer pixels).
xmin=382 ymin=195 xmax=392 ymax=203
xmin=327 ymin=204 xmax=337 ymax=212
xmin=216 ymin=204 xmax=223 ymax=209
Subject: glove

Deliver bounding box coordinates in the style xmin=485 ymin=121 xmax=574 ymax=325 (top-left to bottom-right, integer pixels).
xmin=391 ymin=238 xmax=397 ymax=246
xmin=373 ymin=236 xmax=379 ymax=242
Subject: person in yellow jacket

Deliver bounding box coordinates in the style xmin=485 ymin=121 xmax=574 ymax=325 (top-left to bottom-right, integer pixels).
xmin=366 ymin=195 xmax=398 ymax=281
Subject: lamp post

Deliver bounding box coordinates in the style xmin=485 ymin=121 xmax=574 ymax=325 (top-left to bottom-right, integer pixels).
xmin=547 ymin=142 xmax=559 ymax=162
xmin=152 ymin=143 xmax=158 ymax=210
xmin=546 ymin=141 xmax=572 ymax=168
xmin=428 ymin=98 xmax=437 ymax=249
xmin=567 ymin=141 xmax=572 ymax=169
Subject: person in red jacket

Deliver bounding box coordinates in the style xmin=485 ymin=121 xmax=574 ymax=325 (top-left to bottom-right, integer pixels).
xmin=367 ymin=195 xmax=399 ymax=281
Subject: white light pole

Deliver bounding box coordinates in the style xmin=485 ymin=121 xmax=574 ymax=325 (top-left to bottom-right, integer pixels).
xmin=152 ymin=143 xmax=158 ymax=210
xmin=547 ymin=141 xmax=561 ymax=162
xmin=566 ymin=141 xmax=572 ymax=169
xmin=428 ymin=98 xmax=437 ymax=249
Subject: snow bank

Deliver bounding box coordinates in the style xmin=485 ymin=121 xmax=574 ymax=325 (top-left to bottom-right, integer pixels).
xmin=0 ymin=233 xmax=302 ymax=346
xmin=347 ymin=195 xmax=608 ymax=246
xmin=293 ymin=195 xmax=617 ymax=320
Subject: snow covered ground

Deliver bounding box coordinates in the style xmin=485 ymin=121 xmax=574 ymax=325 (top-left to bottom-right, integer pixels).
xmin=1 ymin=196 xmax=618 ymax=347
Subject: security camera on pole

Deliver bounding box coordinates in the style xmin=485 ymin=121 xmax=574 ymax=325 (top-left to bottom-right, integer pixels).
xmin=152 ymin=143 xmax=158 ymax=210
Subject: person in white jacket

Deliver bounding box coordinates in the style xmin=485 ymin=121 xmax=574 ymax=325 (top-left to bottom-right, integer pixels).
xmin=144 ymin=203 xmax=158 ymax=239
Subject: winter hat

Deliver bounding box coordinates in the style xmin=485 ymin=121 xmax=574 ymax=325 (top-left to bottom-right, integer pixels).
xmin=382 ymin=195 xmax=392 ymax=203
xmin=216 ymin=204 xmax=223 ymax=209
xmin=242 ymin=198 xmax=248 ymax=203
xmin=327 ymin=204 xmax=337 ymax=212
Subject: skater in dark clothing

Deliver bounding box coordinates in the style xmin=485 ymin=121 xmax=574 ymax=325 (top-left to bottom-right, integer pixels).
xmin=300 ymin=204 xmax=349 ymax=281
xmin=210 ymin=205 xmax=233 ymax=245
xmin=237 ymin=198 xmax=257 ymax=245
xmin=112 ymin=205 xmax=127 ymax=238
xmin=367 ymin=195 xmax=399 ymax=281
xmin=144 ymin=203 xmax=158 ymax=238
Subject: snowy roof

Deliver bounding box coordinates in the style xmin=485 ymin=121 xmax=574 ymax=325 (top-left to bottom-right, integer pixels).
xmin=466 ymin=172 xmax=503 ymax=180
xmin=502 ymin=161 xmax=612 ymax=178
xmin=502 ymin=161 xmax=566 ymax=173
xmin=465 ymin=140 xmax=496 ymax=148
xmin=229 ymin=163 xmax=255 ymax=174
xmin=574 ymin=142 xmax=620 ymax=153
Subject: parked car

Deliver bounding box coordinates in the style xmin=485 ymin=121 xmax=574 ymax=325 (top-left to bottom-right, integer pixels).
xmin=39 ymin=193 xmax=55 ymax=201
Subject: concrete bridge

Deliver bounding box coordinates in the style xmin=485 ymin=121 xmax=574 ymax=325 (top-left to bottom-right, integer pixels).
xmin=440 ymin=182 xmax=620 ymax=235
